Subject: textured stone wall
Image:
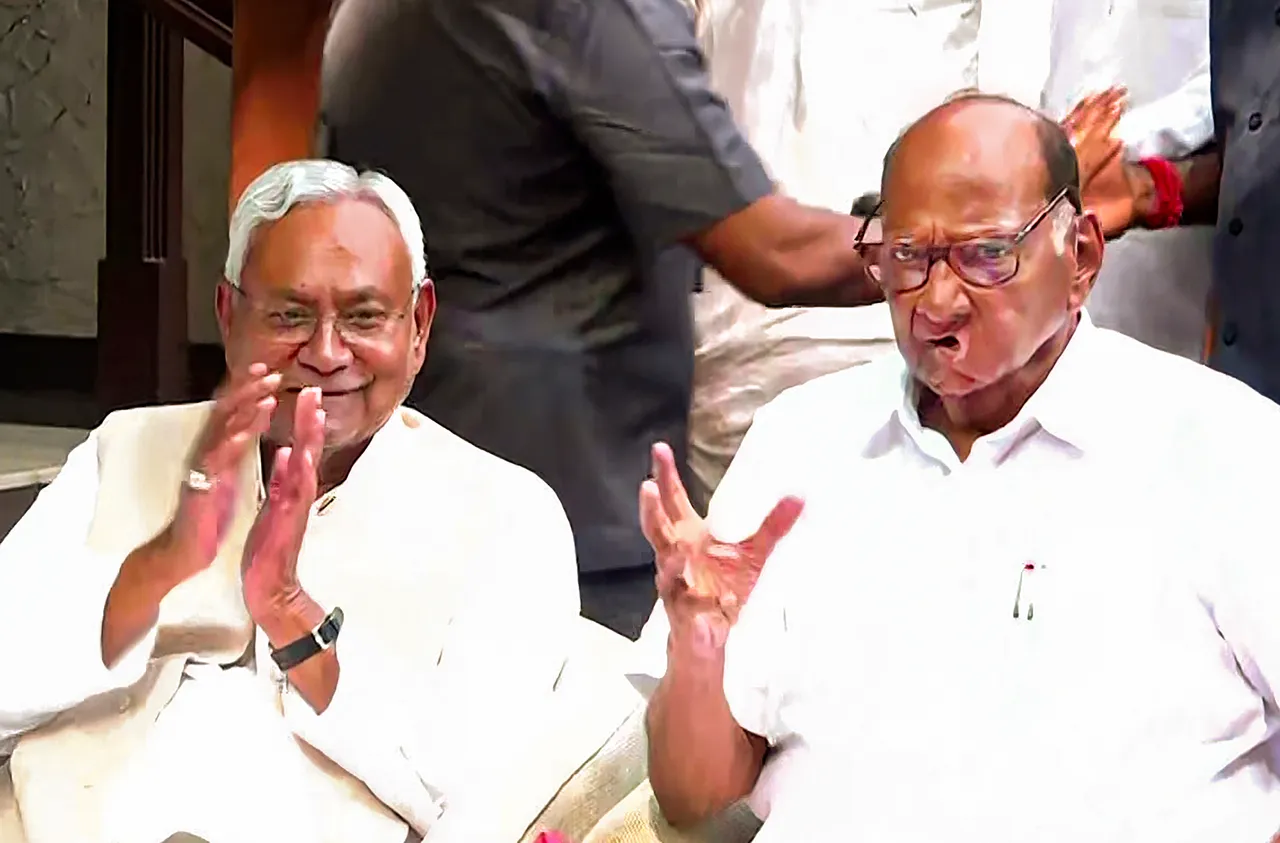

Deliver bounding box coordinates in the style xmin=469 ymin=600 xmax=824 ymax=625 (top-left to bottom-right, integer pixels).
xmin=0 ymin=0 xmax=231 ymax=343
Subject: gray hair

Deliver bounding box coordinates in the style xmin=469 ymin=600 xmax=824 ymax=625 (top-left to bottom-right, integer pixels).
xmin=224 ymin=159 xmax=428 ymax=290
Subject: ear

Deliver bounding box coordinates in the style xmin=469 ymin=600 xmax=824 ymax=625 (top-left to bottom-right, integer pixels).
xmin=409 ymin=279 xmax=436 ymax=373
xmin=1067 ymin=211 xmax=1104 ymax=311
xmin=214 ymin=280 xmax=237 ymax=346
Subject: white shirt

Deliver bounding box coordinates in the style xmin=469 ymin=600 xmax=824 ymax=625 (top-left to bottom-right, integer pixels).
xmin=687 ymin=0 xmax=1213 ymax=503
xmin=638 ymin=314 xmax=1280 ymax=842
xmin=0 ymin=409 xmax=579 ymax=842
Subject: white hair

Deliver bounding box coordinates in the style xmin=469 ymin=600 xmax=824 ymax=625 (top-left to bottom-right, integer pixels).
xmin=225 ymin=159 xmax=428 ymax=290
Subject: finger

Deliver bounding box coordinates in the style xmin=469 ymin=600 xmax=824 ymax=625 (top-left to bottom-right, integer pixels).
xmin=200 ymin=396 xmax=276 ymax=476
xmin=639 ymin=479 xmax=677 ymax=556
xmin=651 ymin=442 xmax=697 ymax=524
xmin=203 ymin=369 xmax=282 ymax=453
xmin=213 ymin=364 xmax=281 ymax=411
xmin=299 ymin=388 xmax=327 ymax=456
xmin=210 ymin=362 xmax=267 ymax=401
xmin=267 ymin=446 xmax=292 ymax=502
xmin=748 ymin=495 xmax=806 ymax=559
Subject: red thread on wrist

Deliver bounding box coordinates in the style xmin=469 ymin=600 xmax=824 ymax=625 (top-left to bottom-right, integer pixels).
xmin=1138 ymin=157 xmax=1184 ymax=229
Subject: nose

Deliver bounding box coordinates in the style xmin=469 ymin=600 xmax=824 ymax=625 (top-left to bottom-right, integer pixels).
xmin=913 ymin=258 xmax=972 ymax=331
xmin=295 ymin=317 xmax=354 ymax=375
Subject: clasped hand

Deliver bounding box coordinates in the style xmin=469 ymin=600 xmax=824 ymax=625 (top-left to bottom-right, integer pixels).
xmin=639 ymin=442 xmax=803 ymax=657
xmin=167 ymin=363 xmax=325 ymax=621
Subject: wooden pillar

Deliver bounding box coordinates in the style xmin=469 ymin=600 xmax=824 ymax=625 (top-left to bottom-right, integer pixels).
xmin=97 ymin=1 xmax=189 ymax=411
xmin=230 ymin=0 xmax=330 ymax=209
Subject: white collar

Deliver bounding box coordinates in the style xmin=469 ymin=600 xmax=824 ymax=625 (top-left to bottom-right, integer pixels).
xmin=863 ymin=311 xmax=1105 ymax=462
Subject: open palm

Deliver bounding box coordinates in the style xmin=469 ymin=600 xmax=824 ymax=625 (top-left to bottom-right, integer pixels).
xmin=639 ymin=442 xmax=804 ymax=653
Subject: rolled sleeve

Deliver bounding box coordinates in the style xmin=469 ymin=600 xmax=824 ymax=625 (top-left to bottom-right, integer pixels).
xmin=540 ymin=0 xmax=773 ymax=249
xmin=0 ymin=432 xmax=156 ymax=753
xmin=278 ymin=468 xmax=580 ymax=836
xmin=1117 ymin=63 xmax=1214 ymax=159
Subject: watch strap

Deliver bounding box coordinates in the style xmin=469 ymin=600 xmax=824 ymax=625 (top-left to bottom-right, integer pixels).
xmin=271 ymin=607 xmax=344 ymax=672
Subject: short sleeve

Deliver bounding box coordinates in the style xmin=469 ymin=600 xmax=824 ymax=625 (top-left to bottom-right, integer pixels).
xmin=538 ymin=0 xmax=774 ymax=248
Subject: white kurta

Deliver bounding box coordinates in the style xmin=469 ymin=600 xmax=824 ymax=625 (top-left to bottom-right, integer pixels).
xmin=0 ymin=404 xmax=615 ymax=843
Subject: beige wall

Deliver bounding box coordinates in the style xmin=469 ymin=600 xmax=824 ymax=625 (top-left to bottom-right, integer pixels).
xmin=0 ymin=0 xmax=231 ymax=344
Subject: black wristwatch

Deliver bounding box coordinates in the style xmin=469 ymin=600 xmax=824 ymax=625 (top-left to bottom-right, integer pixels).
xmin=270 ymin=607 xmax=344 ymax=672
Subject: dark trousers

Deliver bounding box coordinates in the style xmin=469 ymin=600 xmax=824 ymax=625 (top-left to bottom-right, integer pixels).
xmin=579 ymin=566 xmax=657 ymax=640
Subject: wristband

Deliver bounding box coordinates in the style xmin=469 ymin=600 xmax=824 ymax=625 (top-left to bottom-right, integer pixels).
xmin=1138 ymin=157 xmax=1184 ymax=229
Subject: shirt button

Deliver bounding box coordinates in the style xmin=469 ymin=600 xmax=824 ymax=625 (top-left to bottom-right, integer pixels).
xmin=1222 ymin=322 xmax=1239 ymax=346
xmin=1250 ymin=112 xmax=1264 ymax=131
xmin=1228 ymin=217 xmax=1244 ymax=236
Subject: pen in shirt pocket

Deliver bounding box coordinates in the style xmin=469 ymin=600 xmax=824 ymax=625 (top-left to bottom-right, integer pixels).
xmin=1012 ymin=562 xmax=1044 ymax=621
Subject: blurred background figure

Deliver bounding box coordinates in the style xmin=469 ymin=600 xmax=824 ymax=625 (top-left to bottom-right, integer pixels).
xmin=314 ymin=0 xmax=881 ymax=638
xmin=1044 ymin=0 xmax=1218 ymax=361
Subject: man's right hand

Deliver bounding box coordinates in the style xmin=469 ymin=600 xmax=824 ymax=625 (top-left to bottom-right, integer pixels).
xmin=101 ymin=364 xmax=280 ymax=667
xmin=166 ymin=363 xmax=281 ymax=581
xmin=639 ymin=442 xmax=804 ymax=658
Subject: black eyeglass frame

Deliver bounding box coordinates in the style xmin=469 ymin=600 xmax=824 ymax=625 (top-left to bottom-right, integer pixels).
xmin=852 ymin=185 xmax=1076 ymax=293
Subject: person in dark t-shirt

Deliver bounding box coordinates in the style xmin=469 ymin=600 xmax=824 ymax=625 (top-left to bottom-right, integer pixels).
xmin=319 ymin=0 xmax=881 ymax=636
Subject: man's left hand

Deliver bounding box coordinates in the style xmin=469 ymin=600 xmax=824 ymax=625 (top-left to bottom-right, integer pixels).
xmin=242 ymin=386 xmax=326 ymax=621
xmin=1063 ymin=87 xmax=1156 ymax=238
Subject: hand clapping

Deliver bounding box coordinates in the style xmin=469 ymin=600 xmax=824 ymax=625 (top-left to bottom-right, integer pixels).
xmin=169 ymin=363 xmax=281 ymax=579
xmin=241 ymin=386 xmax=326 ymax=617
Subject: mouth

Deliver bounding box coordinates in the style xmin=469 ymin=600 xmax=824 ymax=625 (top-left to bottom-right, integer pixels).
xmin=926 ymin=335 xmax=961 ymax=351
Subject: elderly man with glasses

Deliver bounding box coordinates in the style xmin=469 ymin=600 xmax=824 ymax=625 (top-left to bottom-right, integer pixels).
xmin=628 ymin=94 xmax=1280 ymax=843
xmin=0 ymin=160 xmax=637 ymax=843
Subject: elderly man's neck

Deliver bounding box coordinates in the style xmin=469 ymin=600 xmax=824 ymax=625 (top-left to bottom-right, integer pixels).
xmin=260 ymin=439 xmax=370 ymax=498
xmin=920 ymin=319 xmax=1077 ymax=461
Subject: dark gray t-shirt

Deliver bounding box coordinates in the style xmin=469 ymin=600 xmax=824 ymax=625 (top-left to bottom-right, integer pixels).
xmin=1209 ymin=0 xmax=1280 ymax=402
xmin=319 ymin=0 xmax=772 ymax=572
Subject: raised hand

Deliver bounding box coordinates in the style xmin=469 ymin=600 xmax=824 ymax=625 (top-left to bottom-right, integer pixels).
xmin=1062 ymin=86 xmax=1127 ymax=186
xmin=639 ymin=442 xmax=804 ymax=656
xmin=169 ymin=363 xmax=281 ymax=578
xmin=241 ymin=386 xmax=326 ymax=617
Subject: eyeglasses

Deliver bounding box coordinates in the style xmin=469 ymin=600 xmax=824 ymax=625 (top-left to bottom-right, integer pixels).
xmin=853 ymin=186 xmax=1075 ymax=293
xmin=231 ymin=285 xmax=412 ymax=347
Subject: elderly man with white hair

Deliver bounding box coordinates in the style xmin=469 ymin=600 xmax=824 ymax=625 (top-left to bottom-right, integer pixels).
xmin=0 ymin=160 xmax=636 ymax=843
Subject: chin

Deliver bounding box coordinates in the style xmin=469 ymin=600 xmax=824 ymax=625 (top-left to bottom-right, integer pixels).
xmin=914 ymin=357 xmax=982 ymax=397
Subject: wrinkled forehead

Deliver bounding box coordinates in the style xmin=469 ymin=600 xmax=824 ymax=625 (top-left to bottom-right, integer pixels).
xmin=881 ymin=175 xmax=1046 ymax=238
xmin=882 ymin=111 xmax=1047 ymax=235
xmin=243 ymin=200 xmax=412 ymax=299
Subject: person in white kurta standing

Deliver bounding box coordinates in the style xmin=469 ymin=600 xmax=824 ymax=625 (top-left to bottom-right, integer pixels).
xmin=638 ymin=95 xmax=1280 ymax=842
xmin=1043 ymin=0 xmax=1217 ymax=360
xmin=0 ymin=161 xmax=626 ymax=843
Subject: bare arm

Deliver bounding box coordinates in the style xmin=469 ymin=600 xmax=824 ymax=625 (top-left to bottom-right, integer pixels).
xmin=686 ymin=194 xmax=884 ymax=308
xmin=230 ymin=0 xmax=332 ymax=208
xmin=100 ymin=530 xmax=196 ymax=667
xmin=646 ymin=639 xmax=767 ymax=827
xmin=1175 ymin=146 xmax=1220 ymax=225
